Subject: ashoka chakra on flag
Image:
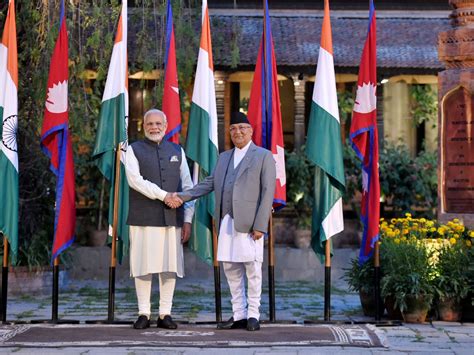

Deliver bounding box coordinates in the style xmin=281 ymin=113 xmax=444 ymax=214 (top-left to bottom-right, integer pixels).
xmin=2 ymin=114 xmax=18 ymax=152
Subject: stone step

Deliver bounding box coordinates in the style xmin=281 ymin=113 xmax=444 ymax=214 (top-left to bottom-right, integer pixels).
xmin=67 ymin=245 xmax=358 ymax=285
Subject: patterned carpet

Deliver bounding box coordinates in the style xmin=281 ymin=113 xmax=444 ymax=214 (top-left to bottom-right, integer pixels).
xmin=0 ymin=323 xmax=385 ymax=348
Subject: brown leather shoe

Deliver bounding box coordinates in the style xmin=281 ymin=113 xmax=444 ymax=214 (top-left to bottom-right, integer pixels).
xmin=157 ymin=315 xmax=178 ymax=329
xmin=133 ymin=315 xmax=150 ymax=329
xmin=217 ymin=317 xmax=248 ymax=329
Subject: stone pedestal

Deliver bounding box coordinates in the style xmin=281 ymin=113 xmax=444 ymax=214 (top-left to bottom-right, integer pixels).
xmin=437 ymin=0 xmax=474 ymax=227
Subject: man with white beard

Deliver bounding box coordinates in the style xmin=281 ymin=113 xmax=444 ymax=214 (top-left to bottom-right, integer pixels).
xmin=125 ymin=109 xmax=194 ymax=330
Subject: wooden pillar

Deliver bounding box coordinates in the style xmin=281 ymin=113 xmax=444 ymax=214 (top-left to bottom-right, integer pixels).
xmin=292 ymin=74 xmax=306 ymax=150
xmin=214 ymin=71 xmax=228 ymax=152
xmin=377 ymin=83 xmax=384 ymax=149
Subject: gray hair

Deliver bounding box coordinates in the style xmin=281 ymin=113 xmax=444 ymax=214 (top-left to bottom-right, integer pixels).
xmin=143 ymin=109 xmax=167 ymax=124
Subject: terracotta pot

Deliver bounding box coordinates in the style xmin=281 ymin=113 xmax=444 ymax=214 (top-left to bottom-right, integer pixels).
xmin=402 ymin=296 xmax=430 ymax=323
xmin=293 ymin=229 xmax=311 ymax=249
xmin=359 ymin=290 xmax=385 ymax=317
xmin=384 ymin=296 xmax=403 ymax=320
xmin=438 ymin=298 xmax=462 ymax=322
xmin=461 ymin=292 xmax=474 ymax=322
xmin=87 ymin=229 xmax=108 ymax=247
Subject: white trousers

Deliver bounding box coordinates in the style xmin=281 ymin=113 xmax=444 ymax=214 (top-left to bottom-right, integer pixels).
xmin=135 ymin=272 xmax=176 ymax=318
xmin=222 ymin=261 xmax=262 ymax=321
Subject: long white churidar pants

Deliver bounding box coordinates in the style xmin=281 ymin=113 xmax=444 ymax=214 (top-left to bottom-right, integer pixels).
xmin=222 ymin=261 xmax=263 ymax=321
xmin=135 ymin=273 xmax=176 ymax=318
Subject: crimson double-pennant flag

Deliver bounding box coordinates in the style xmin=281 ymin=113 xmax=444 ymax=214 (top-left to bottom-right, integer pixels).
xmin=247 ymin=0 xmax=286 ymax=210
xmin=350 ymin=0 xmax=380 ymax=264
xmin=40 ymin=0 xmax=76 ymax=263
xmin=163 ymin=0 xmax=181 ymax=143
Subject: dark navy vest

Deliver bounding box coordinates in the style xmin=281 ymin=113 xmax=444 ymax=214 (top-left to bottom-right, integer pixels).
xmin=127 ymin=138 xmax=184 ymax=227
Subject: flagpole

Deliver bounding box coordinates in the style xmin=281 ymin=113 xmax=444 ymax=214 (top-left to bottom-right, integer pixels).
xmin=108 ymin=144 xmax=122 ymax=322
xmin=1 ymin=237 xmax=8 ymax=323
xmin=374 ymin=241 xmax=381 ymax=321
xmin=31 ymin=255 xmax=79 ymax=325
xmin=212 ymin=221 xmax=222 ymax=323
xmin=324 ymin=240 xmax=331 ymax=321
xmin=268 ymin=214 xmax=276 ymax=322
xmin=52 ymin=257 xmax=60 ymax=322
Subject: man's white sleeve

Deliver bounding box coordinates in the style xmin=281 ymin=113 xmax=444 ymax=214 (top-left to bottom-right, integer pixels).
xmin=180 ymin=148 xmax=195 ymax=223
xmin=125 ymin=146 xmax=167 ymax=201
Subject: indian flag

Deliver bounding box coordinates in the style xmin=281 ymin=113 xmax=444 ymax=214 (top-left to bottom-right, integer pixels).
xmin=305 ymin=0 xmax=345 ymax=261
xmin=92 ymin=0 xmax=129 ymax=262
xmin=0 ymin=0 xmax=18 ymax=263
xmin=185 ymin=0 xmax=218 ymax=265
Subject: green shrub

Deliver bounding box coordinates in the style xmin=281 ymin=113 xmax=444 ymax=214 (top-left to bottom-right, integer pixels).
xmin=433 ymin=244 xmax=470 ymax=303
xmin=380 ymin=238 xmax=435 ymax=312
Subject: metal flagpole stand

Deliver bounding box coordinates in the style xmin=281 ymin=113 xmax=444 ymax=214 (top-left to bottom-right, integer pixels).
xmin=268 ymin=215 xmax=276 ymax=322
xmin=212 ymin=222 xmax=222 ymax=323
xmin=305 ymin=240 xmax=400 ymax=326
xmin=0 ymin=239 xmax=26 ymax=325
xmin=86 ymin=145 xmax=132 ymax=325
xmin=0 ymin=236 xmax=10 ymax=324
xmin=324 ymin=240 xmax=331 ymax=321
xmin=30 ymin=258 xmax=79 ymax=325
xmin=374 ymin=241 xmax=382 ymax=321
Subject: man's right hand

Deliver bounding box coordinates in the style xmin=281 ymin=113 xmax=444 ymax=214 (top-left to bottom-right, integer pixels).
xmin=164 ymin=192 xmax=183 ymax=208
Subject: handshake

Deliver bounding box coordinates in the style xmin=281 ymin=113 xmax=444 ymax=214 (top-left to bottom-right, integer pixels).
xmin=164 ymin=192 xmax=184 ymax=209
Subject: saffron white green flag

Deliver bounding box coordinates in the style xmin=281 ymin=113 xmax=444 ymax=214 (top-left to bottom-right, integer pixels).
xmin=305 ymin=0 xmax=345 ymax=262
xmin=92 ymin=0 xmax=129 ymax=262
xmin=0 ymin=0 xmax=18 ymax=263
xmin=185 ymin=0 xmax=219 ymax=265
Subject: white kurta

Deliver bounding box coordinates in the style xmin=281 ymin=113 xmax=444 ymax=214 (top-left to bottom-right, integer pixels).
xmin=217 ymin=141 xmax=263 ymax=263
xmin=125 ymin=145 xmax=194 ymax=278
xmin=217 ymin=214 xmax=264 ymax=262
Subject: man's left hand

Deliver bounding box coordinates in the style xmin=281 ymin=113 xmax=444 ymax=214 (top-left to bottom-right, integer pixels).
xmin=181 ymin=222 xmax=191 ymax=244
xmin=251 ymin=230 xmax=264 ymax=241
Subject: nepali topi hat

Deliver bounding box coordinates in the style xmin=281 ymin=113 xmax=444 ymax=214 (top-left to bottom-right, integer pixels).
xmin=230 ymin=112 xmax=250 ymax=125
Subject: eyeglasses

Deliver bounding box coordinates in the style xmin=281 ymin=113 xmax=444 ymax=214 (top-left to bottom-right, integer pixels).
xmin=230 ymin=125 xmax=251 ymax=133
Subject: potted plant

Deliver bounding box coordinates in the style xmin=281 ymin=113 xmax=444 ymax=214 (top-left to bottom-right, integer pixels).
xmin=462 ymin=244 xmax=474 ymax=321
xmin=380 ymin=237 xmax=434 ymax=323
xmin=343 ymin=257 xmax=384 ymax=317
xmin=285 ymin=148 xmax=313 ymax=248
xmin=433 ymin=243 xmax=470 ymax=321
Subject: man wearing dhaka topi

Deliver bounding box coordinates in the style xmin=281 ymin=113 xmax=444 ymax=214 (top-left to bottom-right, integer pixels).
xmin=170 ymin=112 xmax=276 ymax=331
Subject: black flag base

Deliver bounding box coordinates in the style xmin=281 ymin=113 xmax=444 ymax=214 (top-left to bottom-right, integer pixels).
xmin=304 ymin=319 xmax=402 ymax=327
xmin=30 ymin=264 xmax=79 ymax=324
xmin=261 ymin=319 xmax=297 ymax=324
xmin=85 ymin=266 xmax=133 ymax=325
xmin=85 ymin=319 xmax=134 ymax=325
xmin=30 ymin=319 xmax=80 ymax=325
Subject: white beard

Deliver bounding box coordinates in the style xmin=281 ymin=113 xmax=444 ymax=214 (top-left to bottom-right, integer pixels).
xmin=145 ymin=131 xmax=164 ymax=143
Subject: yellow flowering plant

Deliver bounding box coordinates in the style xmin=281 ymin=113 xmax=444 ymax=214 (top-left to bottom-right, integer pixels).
xmin=379 ymin=215 xmax=473 ymax=313
xmin=379 ymin=215 xmax=472 ymax=249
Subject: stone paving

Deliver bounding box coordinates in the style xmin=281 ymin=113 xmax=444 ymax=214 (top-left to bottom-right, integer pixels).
xmin=2 ymin=277 xmax=474 ymax=354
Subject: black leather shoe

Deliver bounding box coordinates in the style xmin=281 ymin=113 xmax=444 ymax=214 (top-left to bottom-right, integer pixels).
xmin=157 ymin=315 xmax=178 ymax=329
xmin=133 ymin=315 xmax=150 ymax=329
xmin=247 ymin=317 xmax=260 ymax=331
xmin=217 ymin=317 xmax=248 ymax=329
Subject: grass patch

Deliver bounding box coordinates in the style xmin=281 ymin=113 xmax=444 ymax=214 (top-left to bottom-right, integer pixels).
xmin=413 ymin=330 xmax=425 ymax=342
xmin=77 ymin=286 xmax=106 ymax=298
xmin=15 ymin=310 xmax=34 ymax=319
xmin=183 ymin=304 xmax=204 ymax=319
xmin=343 ymin=306 xmax=362 ymax=317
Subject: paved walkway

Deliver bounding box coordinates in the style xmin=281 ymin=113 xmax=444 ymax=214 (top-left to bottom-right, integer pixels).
xmin=1 ymin=277 xmax=473 ymax=353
